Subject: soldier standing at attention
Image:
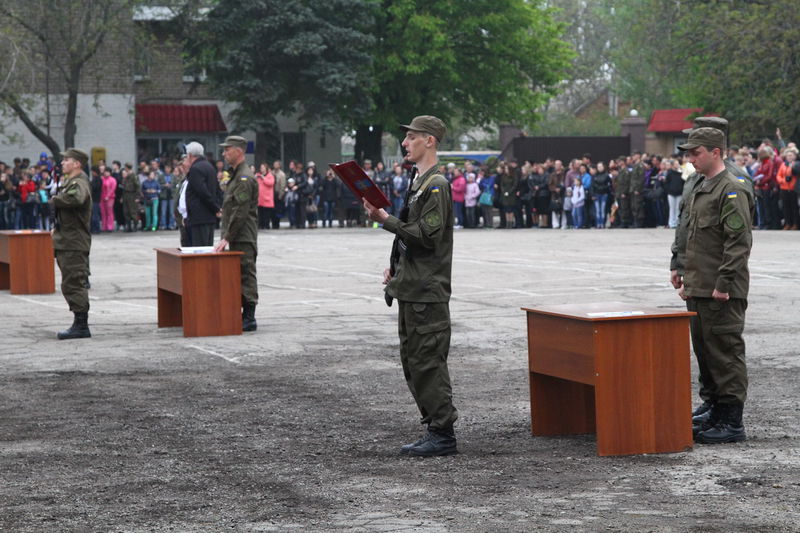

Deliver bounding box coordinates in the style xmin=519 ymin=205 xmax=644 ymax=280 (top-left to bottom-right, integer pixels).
xmin=122 ymin=163 xmax=141 ymax=232
xmin=214 ymin=136 xmax=259 ymax=332
xmin=615 ymin=157 xmax=632 ymax=228
xmin=50 ymin=149 xmax=92 ymax=339
xmin=676 ymin=127 xmax=754 ymax=444
xmin=363 ymin=116 xmax=458 ymax=457
xmin=629 ymin=152 xmax=646 ymax=227
xmin=669 ymin=116 xmax=754 ymax=437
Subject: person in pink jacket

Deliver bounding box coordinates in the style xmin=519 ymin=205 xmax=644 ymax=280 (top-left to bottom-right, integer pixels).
xmin=256 ymin=163 xmax=275 ymax=230
xmin=100 ymin=167 xmax=117 ymax=231
xmin=451 ymin=170 xmax=466 ymax=228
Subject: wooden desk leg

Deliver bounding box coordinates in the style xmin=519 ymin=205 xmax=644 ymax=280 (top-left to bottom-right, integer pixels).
xmin=0 ymin=263 xmax=9 ymax=290
xmin=530 ymin=372 xmax=596 ymax=435
xmin=157 ymin=288 xmax=183 ymax=328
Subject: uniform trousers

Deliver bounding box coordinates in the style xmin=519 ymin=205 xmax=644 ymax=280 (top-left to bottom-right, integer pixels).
xmin=687 ymin=297 xmax=748 ymax=405
xmin=55 ymin=249 xmax=90 ymax=313
xmin=397 ymin=300 xmax=458 ymax=431
xmin=229 ymin=241 xmax=258 ymax=306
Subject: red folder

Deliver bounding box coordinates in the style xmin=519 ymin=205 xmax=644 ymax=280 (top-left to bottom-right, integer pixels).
xmin=329 ymin=161 xmax=391 ymax=209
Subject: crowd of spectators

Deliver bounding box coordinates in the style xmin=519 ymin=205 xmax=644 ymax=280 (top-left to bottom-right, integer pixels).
xmin=2 ymin=132 xmax=799 ymax=233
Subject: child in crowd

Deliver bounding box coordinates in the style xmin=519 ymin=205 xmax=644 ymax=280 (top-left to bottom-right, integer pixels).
xmin=563 ymin=187 xmax=573 ymax=229
xmin=464 ymin=172 xmax=480 ymax=228
xmin=37 ymin=179 xmax=50 ymax=230
xmin=571 ymin=177 xmax=585 ymax=229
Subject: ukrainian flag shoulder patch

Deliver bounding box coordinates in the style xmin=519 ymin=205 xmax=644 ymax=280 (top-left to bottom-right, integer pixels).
xmin=737 ymin=177 xmax=746 ymax=183
xmin=727 ymin=191 xmax=738 ymax=199
xmin=430 ymin=186 xmax=441 ymax=193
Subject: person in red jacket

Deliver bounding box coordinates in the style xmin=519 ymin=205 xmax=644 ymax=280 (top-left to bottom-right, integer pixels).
xmin=451 ymin=170 xmax=466 ymax=228
xmin=754 ymin=146 xmax=782 ymax=229
xmin=776 ymin=149 xmax=799 ymax=230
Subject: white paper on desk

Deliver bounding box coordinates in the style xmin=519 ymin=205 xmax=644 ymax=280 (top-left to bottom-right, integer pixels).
xmin=179 ymin=246 xmax=216 ymax=254
xmin=586 ymin=311 xmax=645 ymax=318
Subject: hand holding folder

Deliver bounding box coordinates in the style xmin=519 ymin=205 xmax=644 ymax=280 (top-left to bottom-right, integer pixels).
xmin=329 ymin=161 xmax=391 ymax=209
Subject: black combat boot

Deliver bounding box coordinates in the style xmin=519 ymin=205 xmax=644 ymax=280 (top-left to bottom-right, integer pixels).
xmin=400 ymin=430 xmax=431 ymax=455
xmin=695 ymin=403 xmax=746 ymax=444
xmin=691 ymin=400 xmax=715 ymax=436
xmin=57 ymin=312 xmax=92 ymax=340
xmin=242 ymin=303 xmax=257 ymax=332
xmin=407 ymin=427 xmax=458 ymax=457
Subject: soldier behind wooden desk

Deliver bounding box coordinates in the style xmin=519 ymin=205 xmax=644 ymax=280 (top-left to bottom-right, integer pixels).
xmin=214 ymin=136 xmax=259 ymax=332
xmin=50 ymin=148 xmax=92 ymax=339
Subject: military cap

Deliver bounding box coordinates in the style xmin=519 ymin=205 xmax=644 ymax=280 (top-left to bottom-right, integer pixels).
xmin=219 ymin=135 xmax=247 ymax=150
xmin=682 ymin=116 xmax=728 ymax=135
xmin=678 ymin=127 xmax=726 ymax=152
xmin=400 ymin=115 xmax=446 ymax=142
xmin=60 ymin=148 xmax=89 ymax=168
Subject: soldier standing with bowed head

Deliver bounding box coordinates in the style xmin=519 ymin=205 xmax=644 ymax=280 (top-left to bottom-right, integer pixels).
xmin=677 ymin=127 xmax=754 ymax=444
xmin=214 ymin=136 xmax=259 ymax=332
xmin=50 ymin=148 xmax=92 ymax=339
xmin=363 ymin=116 xmax=458 ymax=457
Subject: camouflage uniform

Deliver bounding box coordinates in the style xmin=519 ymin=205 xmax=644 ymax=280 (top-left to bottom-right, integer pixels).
xmin=221 ymin=161 xmax=259 ymax=306
xmin=52 ymin=171 xmax=92 ymax=313
xmin=384 ymin=166 xmax=457 ymax=433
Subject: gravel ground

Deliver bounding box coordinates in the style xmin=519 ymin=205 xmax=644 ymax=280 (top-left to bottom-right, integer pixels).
xmin=1 ymin=227 xmax=798 ymax=532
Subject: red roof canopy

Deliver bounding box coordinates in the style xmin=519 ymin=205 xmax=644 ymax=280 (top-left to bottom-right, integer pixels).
xmin=135 ymin=104 xmax=227 ymax=133
xmin=647 ymin=108 xmax=714 ymax=133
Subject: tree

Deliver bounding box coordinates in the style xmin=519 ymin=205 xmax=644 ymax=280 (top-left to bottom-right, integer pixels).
xmin=352 ymin=0 xmax=574 ymax=162
xmin=0 ymin=0 xmax=141 ymax=157
xmin=184 ymin=0 xmax=376 ymax=136
xmin=606 ymin=0 xmax=800 ymax=142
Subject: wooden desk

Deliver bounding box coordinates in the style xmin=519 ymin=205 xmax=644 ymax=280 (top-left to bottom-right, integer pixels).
xmin=155 ymin=248 xmax=243 ymax=337
xmin=522 ymin=302 xmax=694 ymax=456
xmin=0 ymin=230 xmax=55 ymax=294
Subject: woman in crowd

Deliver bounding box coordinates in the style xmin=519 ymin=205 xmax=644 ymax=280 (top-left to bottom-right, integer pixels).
xmin=256 ymin=163 xmax=275 ymax=230
xmin=141 ymin=171 xmax=161 ymax=231
xmin=320 ymin=169 xmax=339 ymax=228
xmin=100 ymin=167 xmax=117 ymax=231
xmin=776 ymin=148 xmax=799 ymax=230
xmin=571 ymin=177 xmax=585 ymax=229
xmin=451 ymin=169 xmax=466 ymax=228
xmin=497 ymin=163 xmax=519 ymax=228
xmin=478 ymin=170 xmax=496 ymax=228
xmin=17 ymin=171 xmax=37 ymax=229
xmin=464 ymin=172 xmax=480 ymax=228
xmin=529 ymin=163 xmax=550 ymax=229
xmin=591 ymin=161 xmax=611 ymax=229
xmin=664 ymin=158 xmax=684 ymax=229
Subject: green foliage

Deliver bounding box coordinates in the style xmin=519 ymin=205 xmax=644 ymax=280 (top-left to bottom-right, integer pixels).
xmin=365 ymin=0 xmax=574 ymax=134
xmin=185 ymin=0 xmax=376 ymax=132
xmin=531 ymin=110 xmax=621 ymax=137
xmin=607 ymin=0 xmax=800 ymax=142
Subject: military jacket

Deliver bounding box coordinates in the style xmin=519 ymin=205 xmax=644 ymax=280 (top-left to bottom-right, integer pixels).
xmin=123 ymin=173 xmax=141 ymax=195
xmin=629 ymin=162 xmax=645 ymax=193
xmin=670 ymin=160 xmax=753 ymax=273
xmin=51 ymin=171 xmax=92 ymax=252
xmin=384 ymin=166 xmax=453 ymax=303
xmin=684 ymin=168 xmax=753 ymax=299
xmin=615 ymin=167 xmax=630 ymax=195
xmin=221 ymin=161 xmax=258 ymax=244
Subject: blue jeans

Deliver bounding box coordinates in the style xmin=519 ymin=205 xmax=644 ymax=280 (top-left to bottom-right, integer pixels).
xmin=593 ymin=194 xmax=608 ymax=228
xmin=572 ymin=206 xmax=584 ymax=229
xmin=392 ymin=196 xmax=403 ymax=216
xmin=323 ymin=201 xmax=335 ymax=226
xmin=454 ymin=202 xmax=465 ymax=226
xmin=160 ymin=198 xmax=174 ymax=228
xmin=91 ymin=202 xmax=101 ymax=233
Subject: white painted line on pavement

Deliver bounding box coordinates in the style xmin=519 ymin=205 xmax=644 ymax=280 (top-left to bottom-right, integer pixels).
xmin=9 ymin=295 xmax=63 ymax=309
xmin=188 ymin=344 xmax=240 ymax=364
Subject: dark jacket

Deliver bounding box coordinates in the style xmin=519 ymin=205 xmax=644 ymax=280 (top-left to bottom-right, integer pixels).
xmin=591 ymin=172 xmax=611 ymax=196
xmin=186 ymin=158 xmax=220 ymax=225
